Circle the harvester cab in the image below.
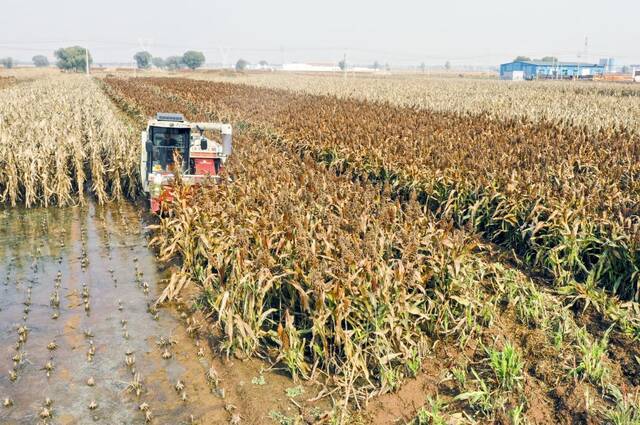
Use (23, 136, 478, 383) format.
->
(140, 112, 232, 213)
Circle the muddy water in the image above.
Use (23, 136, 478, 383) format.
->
(0, 202, 329, 425)
(0, 202, 234, 425)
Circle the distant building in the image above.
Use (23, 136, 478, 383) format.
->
(502, 70, 525, 81)
(598, 57, 615, 73)
(280, 63, 379, 73)
(499, 60, 605, 80)
(282, 63, 340, 72)
(248, 63, 275, 71)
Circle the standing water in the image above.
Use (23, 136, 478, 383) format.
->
(0, 202, 234, 424)
(0, 202, 328, 425)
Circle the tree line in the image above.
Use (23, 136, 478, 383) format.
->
(0, 47, 208, 72)
(133, 50, 205, 70)
(0, 56, 49, 69)
(1, 46, 92, 72)
(513, 56, 559, 62)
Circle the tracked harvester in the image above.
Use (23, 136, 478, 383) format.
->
(141, 113, 232, 213)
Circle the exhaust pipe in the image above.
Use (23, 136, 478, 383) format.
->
(222, 133, 232, 157)
(222, 127, 232, 158)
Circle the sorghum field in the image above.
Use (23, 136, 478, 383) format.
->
(2, 71, 640, 424)
(100, 74, 640, 424)
(0, 76, 327, 425)
(0, 76, 139, 207)
(191, 72, 640, 135)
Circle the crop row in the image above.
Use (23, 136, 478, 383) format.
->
(0, 76, 139, 207)
(195, 72, 640, 136)
(102, 76, 640, 340)
(105, 76, 640, 302)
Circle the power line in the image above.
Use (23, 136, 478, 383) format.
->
(1, 39, 638, 65)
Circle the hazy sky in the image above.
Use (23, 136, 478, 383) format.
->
(1, 0, 639, 67)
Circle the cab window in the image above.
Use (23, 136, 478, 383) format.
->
(149, 127, 189, 172)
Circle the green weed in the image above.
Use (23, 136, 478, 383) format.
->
(487, 342, 523, 390)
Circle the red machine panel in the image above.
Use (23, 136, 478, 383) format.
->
(193, 158, 216, 176)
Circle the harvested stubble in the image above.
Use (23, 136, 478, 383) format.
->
(106, 77, 640, 302)
(0, 76, 139, 207)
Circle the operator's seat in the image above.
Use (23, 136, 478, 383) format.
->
(154, 136, 178, 170)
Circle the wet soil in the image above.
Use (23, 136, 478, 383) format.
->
(0, 202, 327, 425)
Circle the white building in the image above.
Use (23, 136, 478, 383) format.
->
(282, 63, 341, 72)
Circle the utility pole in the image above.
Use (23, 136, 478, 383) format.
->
(342, 52, 347, 78)
(219, 46, 230, 69)
(584, 35, 589, 62)
(85, 43, 89, 76)
(577, 35, 588, 81)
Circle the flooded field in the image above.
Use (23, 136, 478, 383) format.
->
(0, 202, 324, 425)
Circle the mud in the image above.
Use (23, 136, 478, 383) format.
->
(0, 202, 327, 425)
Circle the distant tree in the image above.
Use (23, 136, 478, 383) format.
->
(372, 60, 381, 70)
(621, 65, 630, 74)
(385, 62, 391, 71)
(540, 56, 558, 62)
(152, 57, 165, 69)
(258, 60, 269, 67)
(134, 51, 152, 69)
(444, 60, 451, 70)
(514, 56, 531, 62)
(32, 55, 49, 67)
(54, 46, 92, 72)
(419, 62, 426, 73)
(182, 51, 205, 70)
(235, 59, 249, 71)
(338, 59, 346, 71)
(165, 56, 183, 70)
(0, 57, 14, 69)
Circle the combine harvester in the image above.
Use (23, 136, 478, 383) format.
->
(141, 113, 232, 213)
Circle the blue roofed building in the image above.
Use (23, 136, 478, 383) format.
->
(500, 60, 605, 80)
